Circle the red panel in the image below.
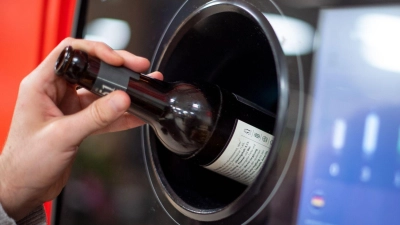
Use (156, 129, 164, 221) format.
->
(41, 0, 78, 60)
(0, 1, 44, 145)
(0, 0, 77, 223)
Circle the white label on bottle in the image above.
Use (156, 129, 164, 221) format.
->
(204, 120, 274, 185)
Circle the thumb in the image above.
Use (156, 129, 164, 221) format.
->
(62, 90, 130, 144)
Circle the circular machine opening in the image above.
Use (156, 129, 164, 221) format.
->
(145, 1, 287, 222)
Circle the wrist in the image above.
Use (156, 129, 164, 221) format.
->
(0, 154, 39, 221)
(0, 154, 19, 220)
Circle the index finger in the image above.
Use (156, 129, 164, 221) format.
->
(115, 50, 150, 73)
(71, 39, 124, 66)
(29, 38, 125, 86)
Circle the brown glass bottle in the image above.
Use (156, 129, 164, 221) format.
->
(55, 46, 275, 185)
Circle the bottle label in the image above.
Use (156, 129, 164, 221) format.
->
(204, 120, 274, 185)
(92, 62, 140, 96)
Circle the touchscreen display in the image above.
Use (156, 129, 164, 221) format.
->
(296, 5, 400, 225)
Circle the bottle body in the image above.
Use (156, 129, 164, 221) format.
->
(190, 88, 275, 184)
(126, 76, 222, 156)
(55, 46, 275, 185)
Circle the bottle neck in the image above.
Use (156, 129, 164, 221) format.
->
(79, 56, 100, 90)
(126, 75, 172, 124)
(70, 54, 172, 124)
(55, 46, 173, 128)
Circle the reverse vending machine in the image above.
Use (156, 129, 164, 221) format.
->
(54, 1, 400, 224)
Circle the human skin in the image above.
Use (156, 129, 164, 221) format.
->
(0, 38, 163, 221)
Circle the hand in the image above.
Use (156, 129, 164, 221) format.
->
(0, 38, 163, 221)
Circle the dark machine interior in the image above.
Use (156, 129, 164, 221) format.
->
(147, 8, 281, 216)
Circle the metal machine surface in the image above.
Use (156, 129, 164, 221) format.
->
(54, 0, 400, 224)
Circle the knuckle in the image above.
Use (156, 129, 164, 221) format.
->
(87, 40, 107, 51)
(19, 76, 31, 90)
(46, 121, 64, 139)
(60, 37, 74, 47)
(90, 103, 110, 127)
